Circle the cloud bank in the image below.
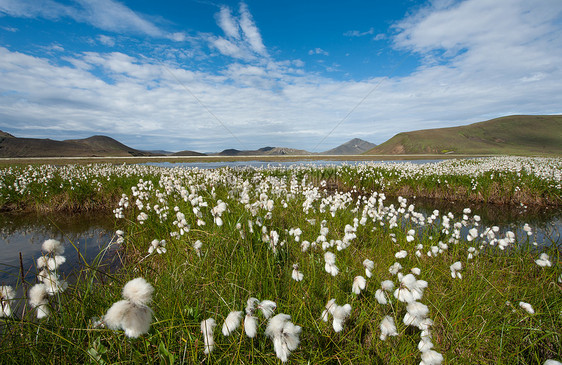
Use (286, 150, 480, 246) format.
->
(0, 0, 560, 152)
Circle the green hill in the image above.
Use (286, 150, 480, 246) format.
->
(365, 115, 562, 155)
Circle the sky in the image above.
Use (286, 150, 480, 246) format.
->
(0, 0, 561, 153)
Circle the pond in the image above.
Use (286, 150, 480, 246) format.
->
(0, 211, 118, 284)
(142, 159, 446, 169)
(0, 197, 559, 289)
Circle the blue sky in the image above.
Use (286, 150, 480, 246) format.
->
(1, 0, 561, 152)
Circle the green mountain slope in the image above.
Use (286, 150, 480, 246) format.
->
(366, 115, 562, 155)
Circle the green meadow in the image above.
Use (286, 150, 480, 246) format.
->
(0, 157, 560, 364)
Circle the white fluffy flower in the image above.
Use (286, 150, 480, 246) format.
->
(201, 318, 216, 354)
(381, 280, 394, 292)
(421, 349, 444, 364)
(363, 259, 374, 278)
(291, 264, 304, 282)
(379, 315, 398, 340)
(332, 304, 352, 332)
(450, 261, 462, 279)
(103, 278, 154, 338)
(535, 253, 552, 267)
(395, 250, 408, 259)
(375, 289, 388, 305)
(29, 284, 49, 319)
(389, 262, 402, 275)
(148, 239, 167, 254)
(0, 286, 15, 317)
(321, 298, 337, 322)
(42, 239, 64, 255)
(222, 311, 243, 336)
(265, 313, 302, 363)
(519, 301, 535, 314)
(244, 314, 258, 338)
(352, 276, 366, 295)
(258, 300, 277, 319)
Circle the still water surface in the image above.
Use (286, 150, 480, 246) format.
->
(1, 159, 560, 288)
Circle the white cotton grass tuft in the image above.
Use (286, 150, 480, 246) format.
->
(148, 239, 167, 254)
(122, 277, 154, 306)
(352, 276, 366, 295)
(450, 261, 462, 279)
(258, 300, 277, 319)
(291, 264, 304, 282)
(379, 315, 398, 340)
(29, 283, 49, 319)
(544, 360, 562, 365)
(395, 250, 408, 259)
(389, 262, 402, 275)
(363, 259, 374, 278)
(37, 255, 66, 271)
(193, 240, 203, 257)
(0, 285, 15, 317)
(244, 314, 258, 338)
(332, 304, 352, 332)
(381, 280, 395, 292)
(420, 349, 444, 365)
(103, 277, 154, 338)
(321, 298, 336, 322)
(375, 289, 388, 305)
(324, 252, 339, 276)
(535, 253, 552, 267)
(42, 239, 64, 255)
(265, 313, 302, 363)
(519, 301, 535, 314)
(201, 318, 216, 354)
(222, 311, 243, 336)
(37, 269, 68, 295)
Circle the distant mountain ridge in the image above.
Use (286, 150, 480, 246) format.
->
(215, 146, 309, 156)
(0, 133, 153, 158)
(321, 138, 377, 155)
(365, 115, 562, 155)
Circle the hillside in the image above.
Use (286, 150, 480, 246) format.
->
(322, 138, 376, 155)
(216, 146, 309, 156)
(366, 115, 562, 155)
(0, 133, 153, 158)
(171, 150, 207, 157)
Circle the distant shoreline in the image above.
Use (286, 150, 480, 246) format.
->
(0, 154, 501, 165)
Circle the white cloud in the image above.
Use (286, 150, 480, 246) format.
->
(209, 3, 268, 61)
(0, 0, 184, 40)
(0, 0, 561, 152)
(97, 34, 115, 47)
(308, 48, 329, 56)
(216, 6, 240, 40)
(344, 28, 374, 37)
(238, 3, 267, 56)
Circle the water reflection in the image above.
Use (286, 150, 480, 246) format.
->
(0, 211, 117, 283)
(142, 159, 444, 169)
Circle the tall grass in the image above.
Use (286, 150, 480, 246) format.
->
(0, 157, 560, 364)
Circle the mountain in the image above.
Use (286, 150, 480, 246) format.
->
(322, 138, 376, 155)
(365, 115, 562, 155)
(171, 150, 207, 156)
(0, 133, 153, 158)
(216, 146, 309, 156)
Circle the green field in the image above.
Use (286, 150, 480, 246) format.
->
(366, 115, 562, 155)
(0, 158, 560, 364)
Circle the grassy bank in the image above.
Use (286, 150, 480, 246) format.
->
(0, 157, 560, 364)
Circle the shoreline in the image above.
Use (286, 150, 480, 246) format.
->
(0, 153, 500, 165)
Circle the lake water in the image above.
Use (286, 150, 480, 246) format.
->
(142, 159, 445, 169)
(1, 158, 559, 291)
(0, 211, 117, 284)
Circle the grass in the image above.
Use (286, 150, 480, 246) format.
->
(367, 115, 562, 156)
(0, 158, 560, 364)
